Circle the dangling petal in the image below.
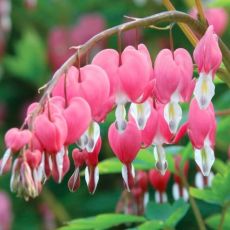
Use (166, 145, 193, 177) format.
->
(37, 153, 45, 182)
(85, 122, 100, 153)
(182, 187, 189, 201)
(55, 147, 65, 183)
(208, 171, 214, 187)
(194, 72, 215, 110)
(154, 145, 168, 175)
(172, 183, 180, 201)
(115, 104, 127, 131)
(121, 163, 135, 192)
(85, 165, 99, 194)
(164, 101, 182, 134)
(195, 172, 204, 189)
(143, 192, 149, 208)
(0, 148, 11, 175)
(129, 101, 151, 130)
(68, 168, 80, 192)
(155, 191, 161, 203)
(194, 145, 215, 176)
(162, 192, 168, 203)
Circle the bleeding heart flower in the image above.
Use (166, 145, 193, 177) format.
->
(154, 48, 194, 133)
(85, 138, 101, 194)
(141, 103, 173, 175)
(193, 25, 222, 109)
(195, 170, 214, 189)
(149, 169, 170, 203)
(34, 113, 67, 154)
(68, 148, 86, 192)
(187, 98, 216, 176)
(108, 120, 142, 191)
(0, 128, 32, 175)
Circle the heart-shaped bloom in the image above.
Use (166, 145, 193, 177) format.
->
(108, 120, 142, 191)
(34, 113, 67, 154)
(141, 103, 173, 175)
(149, 169, 170, 203)
(0, 128, 32, 175)
(154, 48, 194, 133)
(193, 25, 222, 109)
(52, 65, 110, 122)
(187, 99, 216, 176)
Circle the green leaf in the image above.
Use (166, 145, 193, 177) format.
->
(137, 220, 164, 230)
(4, 30, 48, 86)
(216, 116, 230, 152)
(58, 214, 146, 230)
(206, 212, 230, 230)
(145, 199, 189, 228)
(213, 159, 228, 175)
(190, 167, 230, 206)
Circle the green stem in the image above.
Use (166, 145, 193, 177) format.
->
(218, 202, 230, 230)
(41, 187, 70, 224)
(179, 170, 206, 230)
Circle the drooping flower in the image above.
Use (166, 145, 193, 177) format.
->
(141, 102, 173, 175)
(93, 44, 153, 131)
(187, 99, 216, 176)
(108, 120, 142, 191)
(154, 48, 194, 133)
(193, 25, 222, 109)
(149, 169, 170, 203)
(172, 155, 189, 201)
(0, 128, 32, 175)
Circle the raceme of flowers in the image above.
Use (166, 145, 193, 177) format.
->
(0, 25, 222, 200)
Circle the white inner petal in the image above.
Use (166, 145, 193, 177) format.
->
(129, 101, 151, 130)
(164, 101, 182, 134)
(155, 191, 161, 203)
(0, 148, 11, 175)
(56, 147, 65, 183)
(162, 192, 168, 203)
(194, 141, 215, 177)
(85, 122, 100, 152)
(172, 183, 180, 201)
(195, 172, 204, 189)
(93, 165, 99, 194)
(182, 187, 189, 202)
(208, 171, 214, 187)
(143, 192, 149, 207)
(115, 104, 127, 132)
(85, 166, 90, 186)
(194, 72, 215, 110)
(153, 145, 168, 175)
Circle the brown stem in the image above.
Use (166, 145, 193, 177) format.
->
(217, 201, 230, 230)
(30, 10, 230, 120)
(216, 109, 230, 117)
(195, 0, 207, 25)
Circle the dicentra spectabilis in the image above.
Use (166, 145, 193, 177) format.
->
(0, 128, 32, 175)
(193, 25, 222, 110)
(108, 120, 142, 191)
(93, 44, 153, 131)
(187, 98, 216, 176)
(154, 48, 194, 133)
(172, 155, 189, 202)
(141, 102, 173, 174)
(149, 169, 170, 203)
